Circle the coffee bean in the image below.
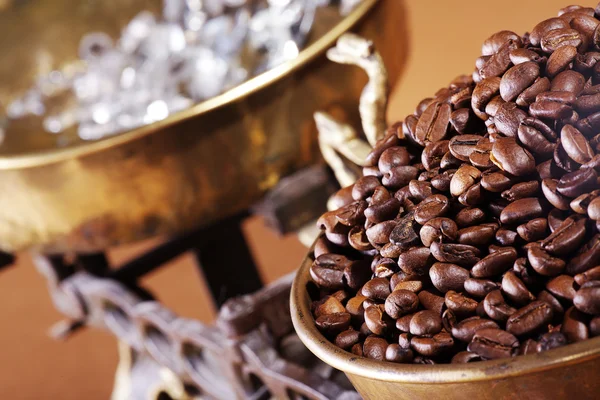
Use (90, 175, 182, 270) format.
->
(361, 278, 391, 301)
(430, 241, 481, 267)
(510, 48, 546, 65)
(315, 296, 346, 317)
(472, 247, 518, 278)
(449, 134, 482, 161)
(491, 137, 536, 176)
(541, 28, 583, 53)
(590, 197, 600, 220)
(566, 234, 600, 275)
(310, 254, 352, 290)
(385, 290, 419, 319)
(560, 307, 590, 343)
(382, 165, 420, 189)
(542, 178, 571, 210)
(500, 197, 545, 225)
(571, 191, 600, 214)
(422, 141, 449, 171)
(457, 224, 498, 246)
(411, 332, 454, 357)
(414, 194, 450, 225)
(348, 226, 373, 252)
(547, 45, 578, 77)
(465, 278, 500, 299)
(469, 137, 494, 168)
(445, 290, 478, 317)
(418, 290, 445, 315)
(316, 313, 352, 337)
(468, 328, 519, 359)
(551, 70, 586, 94)
(517, 77, 552, 106)
(575, 266, 600, 286)
(517, 218, 548, 242)
(450, 108, 482, 134)
(364, 305, 392, 336)
(398, 247, 434, 276)
(538, 290, 565, 321)
(346, 295, 367, 320)
(454, 207, 486, 227)
(420, 217, 458, 247)
(541, 216, 587, 255)
(363, 336, 388, 360)
(547, 275, 577, 303)
(561, 125, 594, 164)
(372, 258, 398, 279)
(366, 132, 401, 167)
(409, 310, 443, 336)
(431, 169, 455, 191)
(502, 271, 535, 305)
(531, 18, 571, 46)
(484, 290, 517, 322)
(393, 280, 423, 293)
(527, 243, 566, 276)
(414, 101, 452, 146)
(365, 197, 401, 224)
(590, 317, 600, 337)
(502, 181, 540, 202)
(472, 77, 502, 119)
(450, 165, 481, 197)
(506, 301, 553, 336)
(385, 344, 414, 363)
(574, 281, 600, 315)
(495, 102, 528, 137)
(429, 263, 469, 293)
(482, 30, 522, 56)
(537, 332, 568, 352)
(480, 171, 513, 193)
(500, 62, 540, 101)
(557, 168, 598, 198)
(335, 329, 363, 350)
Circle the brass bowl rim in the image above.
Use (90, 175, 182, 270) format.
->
(291, 238, 600, 383)
(0, 0, 378, 171)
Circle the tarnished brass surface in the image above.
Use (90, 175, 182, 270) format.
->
(291, 245, 600, 400)
(0, 0, 408, 253)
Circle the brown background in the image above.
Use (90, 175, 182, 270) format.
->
(0, 0, 595, 398)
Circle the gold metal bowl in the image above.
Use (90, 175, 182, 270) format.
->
(0, 0, 408, 253)
(291, 245, 600, 400)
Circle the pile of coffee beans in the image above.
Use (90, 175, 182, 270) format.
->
(309, 3, 600, 364)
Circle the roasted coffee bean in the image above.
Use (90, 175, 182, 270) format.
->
(364, 305, 392, 336)
(575, 92, 600, 114)
(491, 137, 536, 176)
(518, 125, 556, 157)
(379, 147, 411, 174)
(335, 329, 363, 350)
(452, 351, 484, 363)
(541, 216, 587, 256)
(379, 243, 402, 258)
(414, 194, 450, 225)
(541, 28, 583, 53)
(452, 317, 500, 343)
(537, 160, 554, 180)
(557, 168, 598, 198)
(450, 165, 481, 197)
(485, 95, 506, 117)
(363, 336, 388, 360)
(445, 290, 478, 317)
(455, 207, 486, 227)
(465, 278, 500, 299)
(502, 181, 540, 202)
(366, 220, 396, 245)
(315, 296, 346, 318)
(348, 226, 373, 252)
(429, 263, 469, 293)
(420, 217, 458, 247)
(315, 313, 352, 337)
(528, 244, 566, 276)
(352, 176, 381, 200)
(365, 197, 401, 224)
(310, 254, 352, 290)
(398, 247, 434, 276)
(542, 178, 571, 210)
(500, 197, 545, 225)
(441, 151, 465, 171)
(450, 108, 483, 134)
(472, 77, 502, 120)
(366, 131, 400, 167)
(361, 278, 392, 301)
(411, 332, 454, 357)
(422, 141, 449, 171)
(468, 328, 519, 359)
(458, 182, 484, 207)
(382, 165, 420, 189)
(531, 18, 571, 46)
(495, 228, 518, 245)
(575, 266, 600, 286)
(502, 271, 535, 305)
(500, 62, 540, 101)
(562, 306, 590, 342)
(372, 258, 398, 279)
(350, 343, 363, 356)
(484, 290, 517, 322)
(389, 212, 420, 249)
(385, 290, 420, 319)
(398, 332, 412, 349)
(457, 224, 498, 246)
(469, 137, 494, 168)
(547, 45, 578, 77)
(480, 171, 513, 192)
(590, 317, 600, 337)
(414, 101, 452, 146)
(537, 332, 567, 352)
(567, 234, 600, 275)
(449, 135, 481, 161)
(571, 191, 600, 214)
(385, 344, 414, 363)
(590, 197, 600, 220)
(430, 242, 481, 267)
(472, 247, 518, 278)
(574, 281, 600, 315)
(393, 280, 423, 293)
(495, 102, 528, 137)
(538, 290, 565, 321)
(551, 70, 586, 94)
(482, 30, 522, 56)
(346, 295, 367, 320)
(409, 310, 443, 336)
(517, 77, 552, 106)
(517, 218, 548, 242)
(418, 290, 445, 315)
(506, 301, 553, 336)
